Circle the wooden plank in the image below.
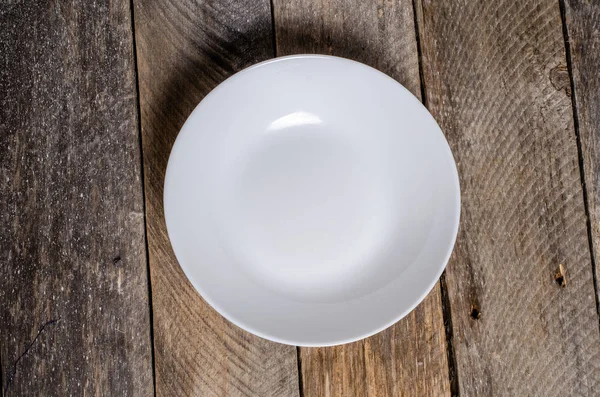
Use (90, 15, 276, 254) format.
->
(131, 1, 299, 396)
(563, 0, 600, 314)
(415, 0, 600, 395)
(0, 1, 153, 396)
(273, 1, 452, 395)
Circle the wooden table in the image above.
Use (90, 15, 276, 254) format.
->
(2, 0, 600, 395)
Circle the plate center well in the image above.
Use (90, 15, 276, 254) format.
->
(223, 122, 392, 301)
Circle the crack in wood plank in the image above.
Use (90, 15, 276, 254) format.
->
(560, 0, 600, 329)
(4, 319, 60, 396)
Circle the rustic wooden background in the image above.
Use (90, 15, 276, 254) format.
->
(2, 0, 600, 396)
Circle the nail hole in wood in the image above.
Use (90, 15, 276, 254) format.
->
(470, 304, 481, 320)
(555, 263, 566, 288)
(113, 256, 122, 266)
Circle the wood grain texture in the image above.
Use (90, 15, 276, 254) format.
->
(132, 0, 299, 396)
(0, 1, 153, 396)
(415, 0, 600, 395)
(274, 0, 421, 96)
(563, 0, 600, 315)
(273, 1, 451, 395)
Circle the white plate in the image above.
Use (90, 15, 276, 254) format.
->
(164, 55, 460, 346)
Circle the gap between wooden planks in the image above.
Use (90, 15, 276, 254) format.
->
(562, 0, 600, 320)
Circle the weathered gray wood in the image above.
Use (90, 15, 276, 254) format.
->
(0, 1, 153, 396)
(273, 1, 452, 395)
(132, 0, 300, 395)
(563, 0, 600, 316)
(415, 0, 600, 395)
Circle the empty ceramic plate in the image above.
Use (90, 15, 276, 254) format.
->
(164, 55, 460, 346)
